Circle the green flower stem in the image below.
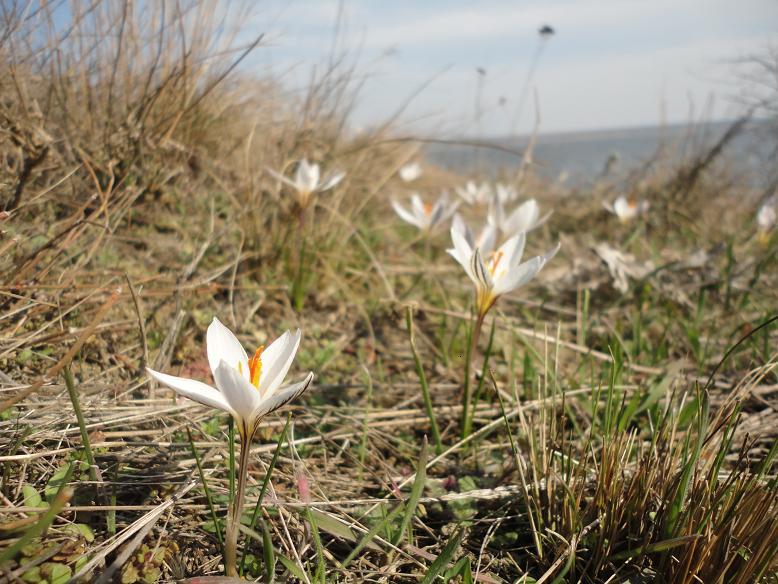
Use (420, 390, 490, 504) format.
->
(461, 312, 485, 440)
(225, 432, 252, 577)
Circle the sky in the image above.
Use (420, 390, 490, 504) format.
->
(242, 0, 778, 136)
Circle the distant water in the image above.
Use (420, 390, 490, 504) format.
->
(424, 120, 771, 185)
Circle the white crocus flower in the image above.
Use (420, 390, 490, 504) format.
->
(594, 243, 653, 294)
(448, 226, 559, 317)
(146, 317, 313, 439)
(399, 162, 422, 182)
(267, 159, 345, 208)
(392, 192, 459, 233)
(455, 181, 492, 206)
(494, 183, 519, 204)
(489, 198, 549, 236)
(147, 317, 312, 576)
(452, 213, 497, 255)
(757, 202, 776, 244)
(604, 196, 649, 222)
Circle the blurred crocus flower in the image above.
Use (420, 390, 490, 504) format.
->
(594, 243, 652, 294)
(494, 183, 519, 204)
(267, 159, 345, 208)
(448, 226, 559, 317)
(757, 202, 776, 244)
(399, 162, 422, 182)
(452, 213, 497, 255)
(392, 192, 459, 233)
(604, 196, 649, 222)
(455, 181, 492, 205)
(147, 317, 313, 439)
(489, 198, 549, 237)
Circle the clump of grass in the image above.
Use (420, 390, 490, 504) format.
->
(495, 369, 778, 582)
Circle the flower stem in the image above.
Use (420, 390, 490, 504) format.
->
(292, 206, 309, 312)
(461, 312, 485, 440)
(225, 432, 252, 577)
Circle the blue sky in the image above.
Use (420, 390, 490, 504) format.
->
(242, 0, 778, 135)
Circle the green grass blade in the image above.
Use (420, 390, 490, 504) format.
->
(342, 504, 405, 568)
(277, 552, 309, 582)
(419, 528, 465, 584)
(62, 367, 98, 485)
(186, 427, 224, 548)
(406, 306, 443, 454)
(261, 519, 276, 584)
(391, 436, 428, 547)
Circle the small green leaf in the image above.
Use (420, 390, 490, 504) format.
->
(21, 485, 44, 508)
(277, 553, 309, 581)
(63, 523, 94, 543)
(20, 565, 42, 583)
(311, 507, 384, 552)
(44, 462, 86, 501)
(42, 562, 72, 584)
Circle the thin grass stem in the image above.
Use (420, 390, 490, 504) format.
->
(406, 306, 443, 454)
(186, 427, 224, 549)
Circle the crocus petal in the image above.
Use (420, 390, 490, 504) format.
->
(442, 200, 460, 221)
(492, 242, 560, 296)
(503, 199, 540, 234)
(496, 184, 517, 203)
(410, 194, 426, 218)
(429, 202, 446, 229)
(146, 367, 233, 414)
(451, 214, 474, 247)
(758, 205, 776, 230)
(613, 197, 632, 219)
(252, 372, 314, 421)
(296, 159, 320, 192)
(399, 164, 421, 182)
(392, 200, 422, 228)
(487, 199, 504, 228)
(317, 171, 345, 192)
(498, 232, 527, 271)
(449, 228, 477, 283)
(259, 329, 302, 397)
(207, 317, 249, 381)
(492, 256, 543, 297)
(214, 360, 262, 422)
(471, 247, 493, 290)
(476, 223, 497, 254)
(455, 186, 473, 204)
(266, 167, 301, 191)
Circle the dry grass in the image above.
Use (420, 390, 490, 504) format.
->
(1, 2, 777, 582)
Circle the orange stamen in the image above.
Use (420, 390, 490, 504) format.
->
(247, 345, 264, 388)
(489, 250, 504, 274)
(423, 202, 433, 215)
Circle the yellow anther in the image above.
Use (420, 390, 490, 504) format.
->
(489, 250, 504, 274)
(248, 346, 264, 389)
